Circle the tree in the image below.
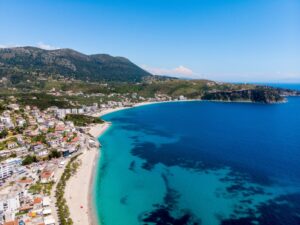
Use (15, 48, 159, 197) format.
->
(0, 130, 8, 139)
(22, 155, 38, 165)
(48, 150, 62, 159)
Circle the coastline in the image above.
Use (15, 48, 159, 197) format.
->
(65, 100, 247, 225)
(65, 98, 287, 225)
(64, 123, 110, 225)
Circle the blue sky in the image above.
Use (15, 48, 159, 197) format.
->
(0, 0, 299, 82)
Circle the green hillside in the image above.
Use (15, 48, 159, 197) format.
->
(0, 47, 151, 82)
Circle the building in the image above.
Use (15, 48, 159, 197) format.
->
(0, 192, 20, 222)
(40, 170, 55, 184)
(7, 142, 17, 150)
(0, 158, 22, 180)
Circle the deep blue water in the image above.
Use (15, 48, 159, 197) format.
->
(94, 85, 300, 225)
(258, 83, 300, 91)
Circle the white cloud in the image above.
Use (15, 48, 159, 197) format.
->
(0, 44, 20, 48)
(36, 42, 59, 50)
(0, 42, 59, 50)
(141, 65, 196, 77)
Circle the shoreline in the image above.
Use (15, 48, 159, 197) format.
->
(66, 99, 256, 225)
(64, 123, 110, 225)
(90, 98, 284, 118)
(66, 98, 290, 225)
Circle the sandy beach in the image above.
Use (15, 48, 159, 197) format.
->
(91, 101, 166, 118)
(91, 106, 128, 118)
(64, 122, 110, 225)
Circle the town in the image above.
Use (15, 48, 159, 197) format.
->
(0, 92, 186, 225)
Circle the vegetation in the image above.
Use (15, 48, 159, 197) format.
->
(48, 149, 62, 159)
(0, 47, 150, 83)
(0, 103, 6, 113)
(0, 130, 8, 139)
(22, 155, 38, 165)
(31, 133, 47, 144)
(0, 47, 298, 107)
(16, 93, 72, 110)
(29, 181, 54, 196)
(65, 114, 104, 126)
(55, 154, 81, 225)
(201, 88, 284, 103)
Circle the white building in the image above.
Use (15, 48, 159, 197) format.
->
(0, 158, 22, 180)
(16, 118, 26, 127)
(56, 109, 66, 119)
(71, 108, 78, 114)
(0, 192, 20, 221)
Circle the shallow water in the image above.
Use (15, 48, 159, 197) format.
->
(94, 95, 300, 225)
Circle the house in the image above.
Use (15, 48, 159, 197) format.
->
(16, 136, 24, 145)
(13, 147, 29, 157)
(7, 142, 18, 150)
(71, 108, 78, 114)
(0, 124, 5, 132)
(0, 158, 22, 179)
(46, 121, 55, 128)
(33, 197, 43, 209)
(47, 140, 60, 148)
(0, 150, 11, 158)
(3, 220, 19, 225)
(36, 150, 48, 157)
(78, 108, 84, 114)
(0, 117, 14, 129)
(55, 125, 65, 133)
(40, 170, 55, 184)
(7, 104, 19, 111)
(42, 197, 51, 207)
(37, 118, 45, 124)
(16, 119, 26, 127)
(0, 192, 20, 221)
(42, 207, 52, 216)
(32, 143, 46, 152)
(0, 164, 13, 179)
(44, 215, 55, 225)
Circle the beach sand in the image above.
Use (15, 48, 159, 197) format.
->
(91, 106, 128, 118)
(64, 122, 110, 225)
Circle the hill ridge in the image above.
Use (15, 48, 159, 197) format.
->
(0, 46, 151, 82)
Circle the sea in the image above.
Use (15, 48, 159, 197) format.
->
(94, 84, 300, 225)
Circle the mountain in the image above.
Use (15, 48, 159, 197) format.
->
(0, 47, 152, 82)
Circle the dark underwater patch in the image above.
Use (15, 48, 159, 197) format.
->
(221, 193, 300, 225)
(141, 206, 199, 225)
(131, 139, 272, 186)
(129, 160, 136, 172)
(141, 172, 200, 225)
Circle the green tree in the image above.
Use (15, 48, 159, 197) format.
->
(22, 155, 38, 165)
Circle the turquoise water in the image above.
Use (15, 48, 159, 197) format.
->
(94, 88, 300, 225)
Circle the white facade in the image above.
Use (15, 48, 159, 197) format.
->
(0, 193, 20, 221)
(0, 158, 22, 180)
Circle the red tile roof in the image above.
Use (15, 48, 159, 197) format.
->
(4, 221, 18, 225)
(34, 197, 42, 204)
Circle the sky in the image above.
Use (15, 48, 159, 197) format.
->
(0, 0, 299, 82)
